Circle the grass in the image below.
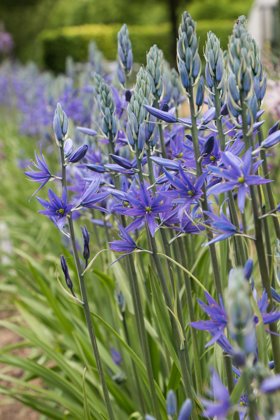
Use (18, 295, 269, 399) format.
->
(0, 108, 211, 418)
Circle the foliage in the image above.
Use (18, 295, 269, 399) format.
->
(1, 11, 280, 420)
(186, 0, 253, 20)
(0, 0, 253, 64)
(41, 20, 233, 72)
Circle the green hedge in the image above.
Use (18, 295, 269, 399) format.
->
(41, 20, 234, 73)
(186, 0, 253, 20)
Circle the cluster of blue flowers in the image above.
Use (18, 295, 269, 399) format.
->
(21, 14, 280, 420)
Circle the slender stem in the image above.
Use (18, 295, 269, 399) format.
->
(162, 230, 202, 393)
(188, 87, 202, 177)
(108, 130, 115, 159)
(122, 311, 146, 414)
(240, 96, 250, 149)
(160, 229, 176, 295)
(154, 95, 167, 158)
(241, 212, 247, 234)
(244, 368, 257, 420)
(250, 186, 280, 372)
(148, 230, 194, 399)
(228, 192, 247, 266)
(135, 146, 144, 183)
(188, 86, 223, 297)
(257, 129, 280, 239)
(214, 84, 226, 151)
(189, 85, 238, 399)
(119, 187, 159, 414)
(213, 85, 247, 266)
(239, 96, 280, 371)
(126, 253, 161, 418)
(68, 215, 115, 420)
(146, 146, 156, 189)
(257, 186, 275, 285)
(59, 147, 66, 189)
(175, 237, 203, 392)
(159, 124, 167, 158)
(223, 353, 235, 394)
(261, 151, 280, 238)
(59, 143, 115, 419)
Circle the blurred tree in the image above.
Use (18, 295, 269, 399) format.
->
(0, 0, 57, 61)
(0, 0, 252, 64)
(167, 0, 179, 62)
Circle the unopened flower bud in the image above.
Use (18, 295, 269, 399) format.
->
(166, 390, 177, 416)
(196, 75, 205, 108)
(243, 259, 253, 281)
(178, 399, 192, 420)
(53, 103, 68, 146)
(81, 226, 90, 266)
(60, 255, 75, 296)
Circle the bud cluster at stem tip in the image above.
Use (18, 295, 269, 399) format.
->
(117, 24, 133, 86)
(93, 73, 117, 140)
(177, 11, 201, 90)
(53, 102, 68, 146)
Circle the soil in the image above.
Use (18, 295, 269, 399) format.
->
(0, 310, 39, 420)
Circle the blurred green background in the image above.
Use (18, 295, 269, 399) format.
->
(1, 0, 254, 71)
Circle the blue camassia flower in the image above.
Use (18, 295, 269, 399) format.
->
(191, 292, 227, 347)
(204, 211, 238, 245)
(68, 145, 88, 163)
(256, 291, 280, 325)
(191, 289, 280, 349)
(37, 189, 72, 230)
(123, 183, 172, 237)
(178, 398, 192, 420)
(73, 177, 109, 211)
(260, 374, 280, 394)
(105, 154, 146, 176)
(109, 225, 138, 253)
(163, 167, 205, 219)
(110, 347, 122, 366)
(208, 147, 271, 212)
(202, 369, 231, 419)
(144, 104, 177, 123)
(25, 152, 53, 194)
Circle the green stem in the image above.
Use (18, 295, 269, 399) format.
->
(257, 128, 280, 237)
(68, 215, 115, 420)
(240, 96, 250, 149)
(59, 142, 115, 419)
(161, 230, 202, 393)
(146, 146, 156, 189)
(159, 124, 167, 158)
(148, 230, 194, 399)
(122, 310, 146, 414)
(126, 253, 161, 418)
(176, 238, 203, 393)
(188, 87, 202, 177)
(136, 146, 144, 183)
(213, 84, 247, 266)
(244, 368, 257, 420)
(260, 148, 280, 239)
(239, 96, 280, 371)
(223, 353, 235, 394)
(257, 186, 275, 285)
(214, 85, 226, 151)
(228, 192, 247, 266)
(188, 87, 223, 297)
(250, 186, 280, 372)
(154, 95, 167, 158)
(59, 147, 67, 189)
(189, 85, 237, 399)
